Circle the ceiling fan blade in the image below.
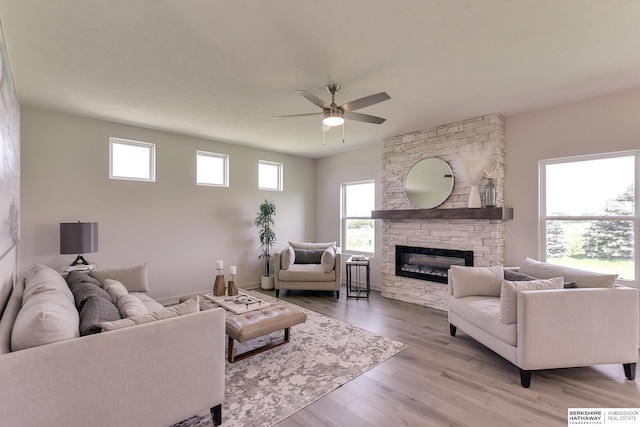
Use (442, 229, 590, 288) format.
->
(297, 90, 331, 110)
(340, 92, 390, 112)
(344, 111, 386, 124)
(273, 112, 323, 119)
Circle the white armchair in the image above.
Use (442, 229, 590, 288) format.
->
(273, 242, 342, 298)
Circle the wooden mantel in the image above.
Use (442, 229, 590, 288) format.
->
(371, 207, 513, 220)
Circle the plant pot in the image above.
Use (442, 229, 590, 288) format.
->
(261, 275, 275, 290)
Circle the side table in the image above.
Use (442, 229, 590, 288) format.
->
(346, 256, 370, 299)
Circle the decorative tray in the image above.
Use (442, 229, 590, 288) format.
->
(204, 292, 271, 314)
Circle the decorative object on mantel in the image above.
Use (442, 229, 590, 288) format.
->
(453, 148, 494, 208)
(483, 163, 503, 208)
(213, 260, 226, 296)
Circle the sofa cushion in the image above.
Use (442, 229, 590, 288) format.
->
(100, 296, 199, 332)
(115, 294, 148, 318)
(281, 246, 295, 270)
(289, 241, 336, 250)
(24, 264, 75, 306)
(294, 249, 324, 264)
(103, 279, 129, 303)
(450, 265, 504, 298)
(449, 295, 516, 346)
(499, 277, 564, 324)
(11, 288, 80, 351)
(90, 263, 149, 292)
(279, 264, 336, 282)
(77, 295, 122, 335)
(131, 292, 165, 312)
(518, 257, 617, 288)
(321, 247, 336, 273)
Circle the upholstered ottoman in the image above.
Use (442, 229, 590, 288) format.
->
(225, 304, 307, 362)
(195, 295, 307, 362)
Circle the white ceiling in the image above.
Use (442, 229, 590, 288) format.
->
(2, 1, 640, 158)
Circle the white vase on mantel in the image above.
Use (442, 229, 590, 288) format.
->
(468, 184, 482, 208)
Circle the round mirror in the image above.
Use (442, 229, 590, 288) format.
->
(404, 158, 454, 208)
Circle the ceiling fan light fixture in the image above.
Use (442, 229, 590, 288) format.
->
(323, 110, 344, 127)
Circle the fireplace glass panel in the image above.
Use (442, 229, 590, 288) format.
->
(396, 245, 473, 283)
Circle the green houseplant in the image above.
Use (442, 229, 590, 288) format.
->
(254, 198, 276, 289)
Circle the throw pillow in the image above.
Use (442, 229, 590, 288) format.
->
(449, 265, 504, 298)
(115, 294, 148, 318)
(69, 281, 113, 311)
(499, 277, 564, 324)
(65, 271, 102, 288)
(103, 279, 129, 304)
(293, 248, 325, 264)
(281, 246, 295, 270)
(289, 241, 336, 250)
(11, 289, 80, 351)
(24, 264, 75, 306)
(503, 269, 539, 282)
(101, 296, 200, 332)
(90, 263, 149, 292)
(518, 257, 617, 288)
(321, 247, 336, 273)
(78, 295, 122, 336)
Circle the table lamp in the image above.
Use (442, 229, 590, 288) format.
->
(60, 221, 99, 267)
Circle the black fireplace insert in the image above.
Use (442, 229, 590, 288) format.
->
(395, 245, 473, 283)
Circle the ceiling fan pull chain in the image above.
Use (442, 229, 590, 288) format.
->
(322, 124, 326, 146)
(342, 120, 345, 144)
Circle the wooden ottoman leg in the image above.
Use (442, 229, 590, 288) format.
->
(228, 336, 236, 363)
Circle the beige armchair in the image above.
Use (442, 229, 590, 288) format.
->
(273, 242, 342, 298)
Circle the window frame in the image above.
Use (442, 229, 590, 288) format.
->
(539, 150, 639, 287)
(341, 180, 375, 255)
(196, 150, 229, 187)
(109, 137, 156, 182)
(258, 160, 283, 191)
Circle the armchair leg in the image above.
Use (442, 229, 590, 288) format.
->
(519, 369, 532, 388)
(275, 289, 280, 298)
(336, 290, 340, 299)
(210, 404, 222, 426)
(624, 363, 636, 380)
(449, 324, 457, 337)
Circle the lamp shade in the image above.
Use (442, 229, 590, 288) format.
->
(60, 222, 99, 255)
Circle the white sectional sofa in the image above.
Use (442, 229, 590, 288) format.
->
(0, 264, 226, 426)
(448, 258, 639, 387)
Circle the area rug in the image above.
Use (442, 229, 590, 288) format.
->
(173, 296, 407, 427)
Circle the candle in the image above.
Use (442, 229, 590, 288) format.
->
(229, 266, 237, 275)
(216, 260, 223, 270)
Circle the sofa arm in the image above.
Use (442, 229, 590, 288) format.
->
(0, 308, 226, 427)
(516, 287, 639, 370)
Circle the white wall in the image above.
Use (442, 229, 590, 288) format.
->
(315, 144, 383, 290)
(504, 88, 640, 266)
(19, 107, 316, 302)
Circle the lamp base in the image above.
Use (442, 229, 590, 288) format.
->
(70, 255, 92, 266)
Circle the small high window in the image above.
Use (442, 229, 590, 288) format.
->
(259, 160, 283, 191)
(197, 151, 229, 187)
(109, 138, 155, 182)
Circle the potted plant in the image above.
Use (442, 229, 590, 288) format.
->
(254, 198, 276, 289)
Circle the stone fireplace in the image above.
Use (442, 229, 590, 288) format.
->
(378, 114, 507, 311)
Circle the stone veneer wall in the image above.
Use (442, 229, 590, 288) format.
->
(380, 114, 505, 311)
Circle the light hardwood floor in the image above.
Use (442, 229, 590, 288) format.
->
(258, 288, 640, 427)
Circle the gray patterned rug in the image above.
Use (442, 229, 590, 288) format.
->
(173, 295, 407, 427)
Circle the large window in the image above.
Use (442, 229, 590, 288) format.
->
(197, 151, 228, 187)
(109, 138, 155, 182)
(259, 160, 283, 191)
(540, 151, 638, 285)
(341, 181, 375, 254)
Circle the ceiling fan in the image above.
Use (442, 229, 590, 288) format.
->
(274, 84, 390, 127)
